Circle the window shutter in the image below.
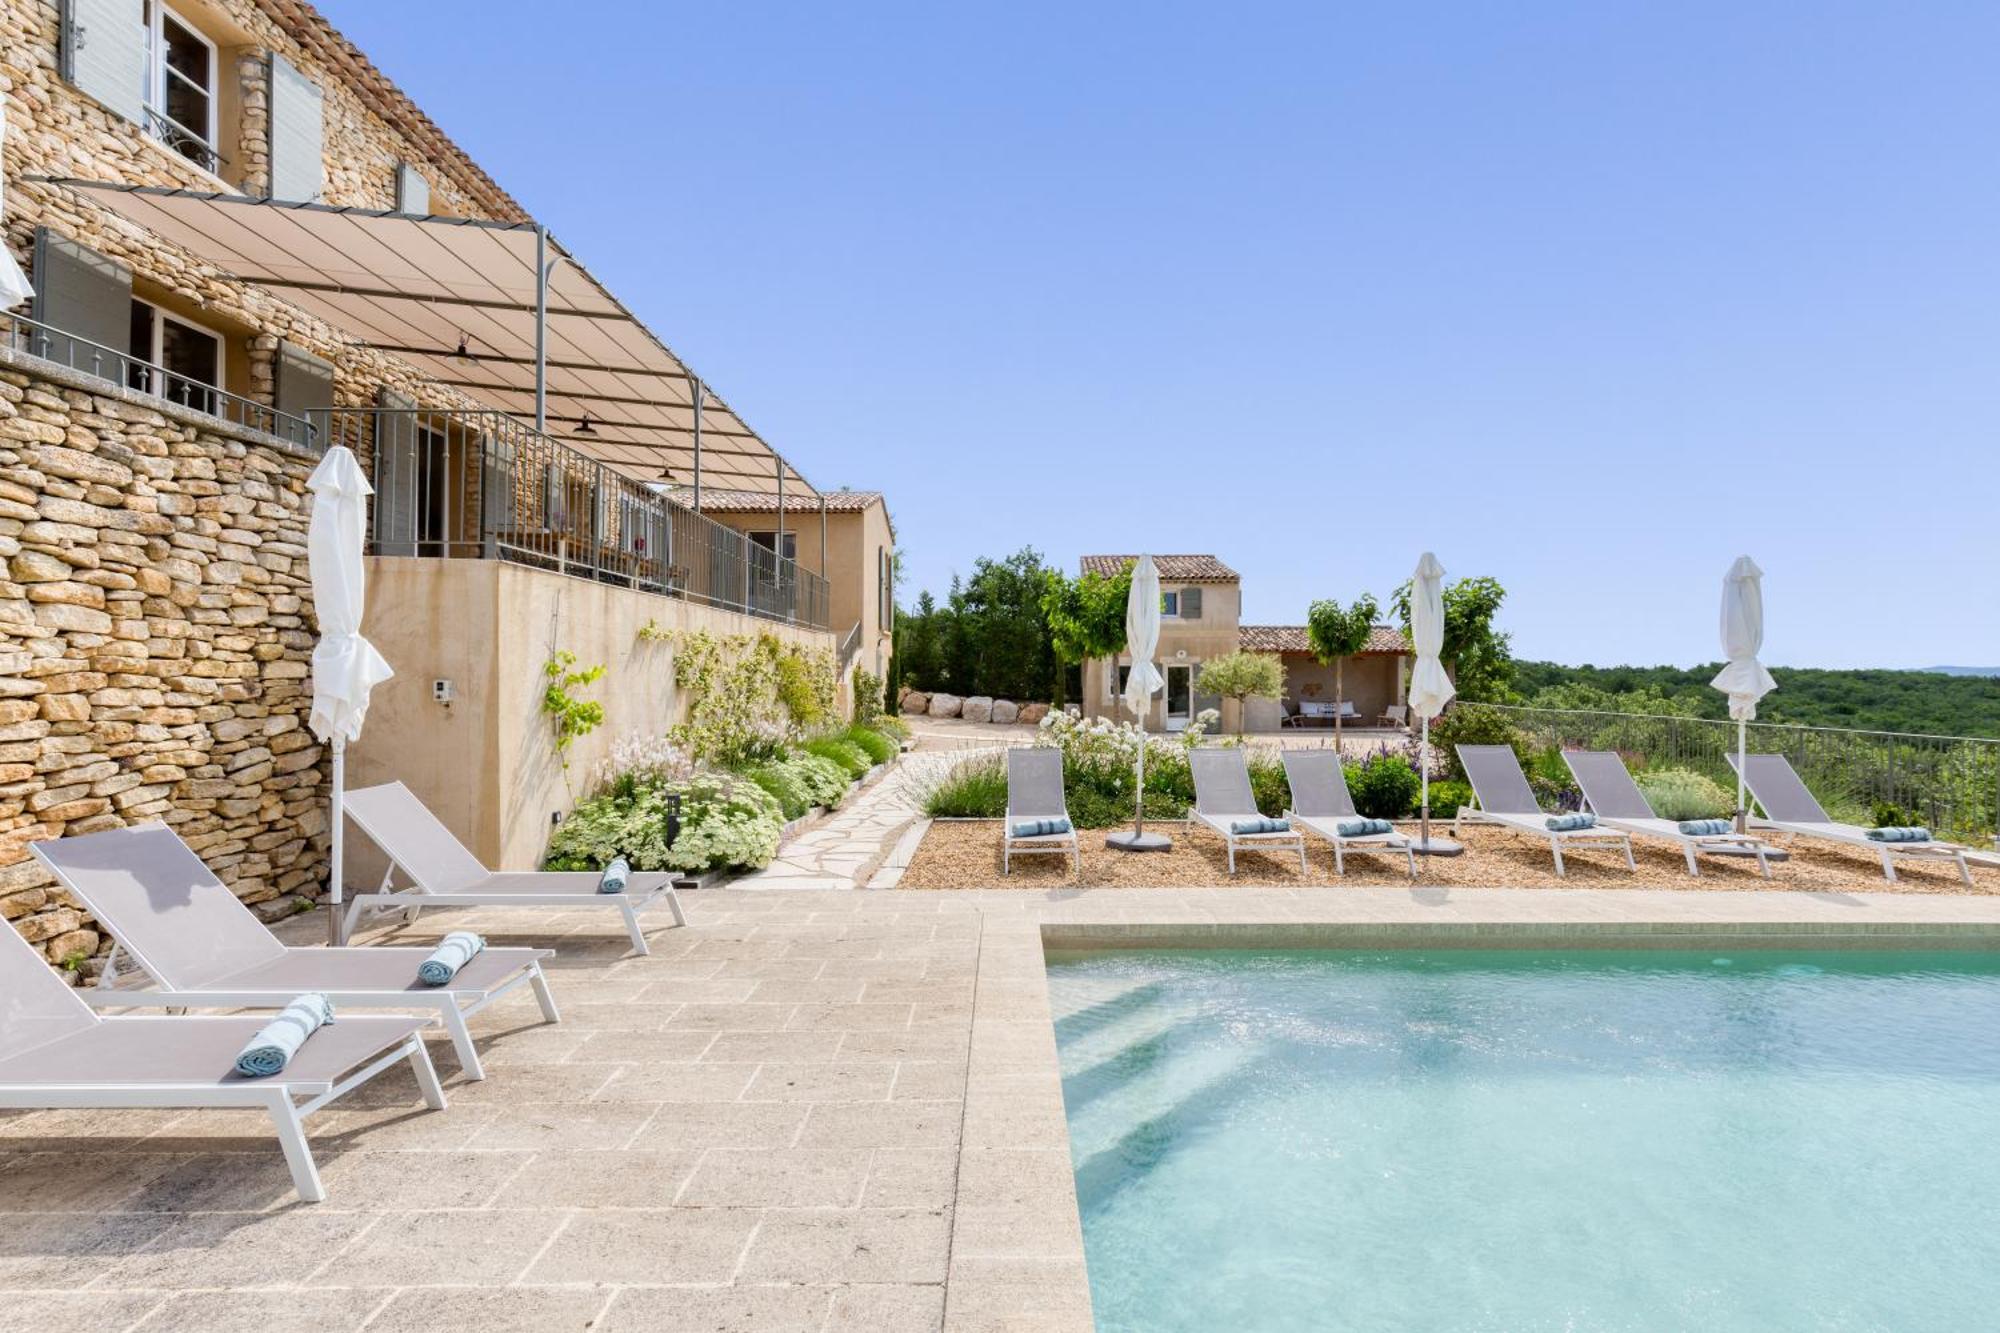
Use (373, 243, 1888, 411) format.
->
(60, 0, 146, 124)
(394, 162, 431, 214)
(479, 432, 516, 541)
(273, 342, 333, 447)
(372, 389, 418, 554)
(267, 54, 325, 202)
(30, 228, 133, 373)
(1181, 586, 1203, 620)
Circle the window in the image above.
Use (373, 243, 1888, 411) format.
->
(143, 3, 220, 172)
(749, 530, 798, 561)
(1161, 590, 1179, 618)
(126, 298, 221, 415)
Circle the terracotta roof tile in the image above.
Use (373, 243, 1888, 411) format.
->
(1240, 625, 1411, 655)
(1079, 554, 1239, 582)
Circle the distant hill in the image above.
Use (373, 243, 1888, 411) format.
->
(1923, 666, 2000, 678)
(1509, 662, 2000, 739)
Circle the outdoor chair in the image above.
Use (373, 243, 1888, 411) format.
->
(31, 825, 561, 1081)
(1562, 751, 1777, 878)
(1377, 703, 1409, 729)
(343, 781, 688, 955)
(1728, 753, 1974, 886)
(1003, 748, 1080, 877)
(1280, 750, 1416, 878)
(1189, 748, 1307, 875)
(0, 901, 445, 1203)
(1453, 744, 1636, 877)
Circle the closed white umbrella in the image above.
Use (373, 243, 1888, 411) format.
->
(1711, 555, 1776, 832)
(1, 94, 36, 310)
(308, 445, 394, 944)
(1409, 551, 1459, 855)
(1109, 556, 1169, 851)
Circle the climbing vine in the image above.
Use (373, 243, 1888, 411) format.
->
(662, 630, 839, 767)
(542, 650, 607, 776)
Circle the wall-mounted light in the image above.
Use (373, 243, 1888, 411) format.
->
(453, 334, 475, 363)
(574, 414, 597, 436)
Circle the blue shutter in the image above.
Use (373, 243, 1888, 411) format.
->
(61, 0, 146, 125)
(267, 54, 324, 202)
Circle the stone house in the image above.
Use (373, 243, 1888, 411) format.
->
(0, 0, 887, 962)
(1077, 555, 1413, 732)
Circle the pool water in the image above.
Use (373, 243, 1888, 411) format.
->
(1046, 947, 2000, 1332)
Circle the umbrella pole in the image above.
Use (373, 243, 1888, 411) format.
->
(1735, 717, 1748, 834)
(1134, 717, 1146, 840)
(1420, 714, 1431, 848)
(329, 737, 345, 946)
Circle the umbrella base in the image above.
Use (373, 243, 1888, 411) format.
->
(1106, 831, 1173, 853)
(1411, 836, 1464, 857)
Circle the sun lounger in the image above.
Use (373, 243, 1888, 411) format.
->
(1279, 750, 1415, 877)
(1453, 744, 1636, 877)
(1562, 751, 1776, 878)
(1004, 748, 1080, 877)
(1189, 748, 1307, 875)
(1728, 753, 1973, 886)
(0, 907, 444, 1203)
(31, 825, 561, 1081)
(342, 781, 687, 955)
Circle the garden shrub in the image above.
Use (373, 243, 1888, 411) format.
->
(805, 736, 871, 779)
(1429, 703, 1531, 781)
(1347, 754, 1420, 819)
(852, 667, 886, 726)
(1871, 800, 1917, 829)
(844, 724, 898, 766)
(923, 753, 1009, 818)
(1246, 752, 1290, 817)
(1635, 768, 1733, 821)
(746, 765, 810, 820)
(783, 753, 851, 809)
(872, 714, 912, 742)
(1423, 779, 1474, 819)
(544, 772, 782, 874)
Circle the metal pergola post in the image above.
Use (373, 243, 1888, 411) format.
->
(533, 224, 550, 433)
(819, 494, 827, 577)
(690, 376, 703, 511)
(775, 460, 788, 621)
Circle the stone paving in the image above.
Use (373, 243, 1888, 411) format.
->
(5, 880, 2000, 1330)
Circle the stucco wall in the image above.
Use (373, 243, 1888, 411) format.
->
(350, 557, 836, 877)
(1079, 581, 1241, 727)
(1244, 654, 1405, 732)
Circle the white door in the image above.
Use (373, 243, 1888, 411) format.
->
(1164, 664, 1193, 732)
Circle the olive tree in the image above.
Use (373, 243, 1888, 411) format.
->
(1305, 593, 1379, 748)
(1195, 651, 1286, 733)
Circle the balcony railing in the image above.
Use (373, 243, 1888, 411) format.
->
(2, 309, 317, 447)
(315, 406, 831, 632)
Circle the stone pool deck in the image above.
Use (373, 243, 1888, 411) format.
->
(5, 884, 1999, 1331)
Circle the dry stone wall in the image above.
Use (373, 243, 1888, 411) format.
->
(0, 352, 326, 974)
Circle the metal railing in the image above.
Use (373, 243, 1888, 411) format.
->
(2, 309, 316, 446)
(144, 106, 226, 176)
(318, 406, 830, 631)
(1480, 703, 2000, 844)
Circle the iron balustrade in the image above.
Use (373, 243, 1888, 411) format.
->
(317, 406, 830, 631)
(2, 309, 317, 447)
(1479, 703, 2000, 845)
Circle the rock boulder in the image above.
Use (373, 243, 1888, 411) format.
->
(961, 696, 994, 724)
(899, 690, 930, 716)
(1018, 702, 1050, 725)
(990, 699, 1019, 725)
(928, 693, 962, 718)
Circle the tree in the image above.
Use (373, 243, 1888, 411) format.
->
(1042, 563, 1131, 714)
(1391, 574, 1515, 703)
(892, 590, 949, 692)
(946, 547, 1057, 701)
(1195, 651, 1285, 732)
(1305, 593, 1379, 748)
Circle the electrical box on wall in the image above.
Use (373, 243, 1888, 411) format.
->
(432, 680, 455, 704)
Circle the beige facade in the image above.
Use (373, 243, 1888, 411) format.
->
(1080, 573, 1243, 731)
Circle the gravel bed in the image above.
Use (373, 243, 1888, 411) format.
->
(898, 819, 2000, 894)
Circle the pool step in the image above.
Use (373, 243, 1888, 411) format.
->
(1064, 1040, 1259, 1175)
(1049, 978, 1166, 1033)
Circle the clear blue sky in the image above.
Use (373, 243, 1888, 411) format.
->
(321, 1, 1999, 670)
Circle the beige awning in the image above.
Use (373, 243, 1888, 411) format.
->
(35, 178, 814, 495)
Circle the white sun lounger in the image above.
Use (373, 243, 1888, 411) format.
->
(342, 782, 687, 955)
(31, 825, 560, 1081)
(1728, 753, 1974, 886)
(1453, 744, 1636, 878)
(1189, 748, 1307, 875)
(1279, 749, 1415, 878)
(1563, 750, 1775, 879)
(0, 907, 444, 1203)
(1004, 748, 1080, 877)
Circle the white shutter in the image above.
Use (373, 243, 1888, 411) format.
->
(394, 162, 430, 214)
(267, 54, 324, 202)
(61, 0, 146, 125)
(372, 389, 418, 553)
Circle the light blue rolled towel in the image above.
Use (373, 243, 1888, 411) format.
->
(1866, 826, 1931, 843)
(599, 856, 631, 894)
(1336, 818, 1393, 837)
(417, 931, 485, 986)
(1231, 816, 1291, 835)
(233, 993, 334, 1078)
(1678, 819, 1733, 836)
(1011, 817, 1073, 838)
(1546, 812, 1597, 832)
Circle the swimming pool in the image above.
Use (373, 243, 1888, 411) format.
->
(1046, 946, 2000, 1331)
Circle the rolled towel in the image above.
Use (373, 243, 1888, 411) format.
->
(1230, 816, 1292, 835)
(1011, 817, 1073, 838)
(417, 931, 485, 986)
(1866, 826, 1932, 843)
(1335, 818, 1394, 837)
(1545, 812, 1597, 832)
(233, 993, 334, 1078)
(598, 856, 631, 894)
(1678, 819, 1733, 837)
